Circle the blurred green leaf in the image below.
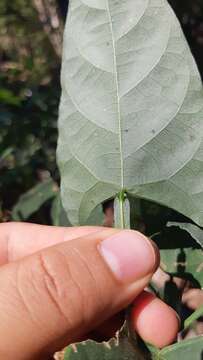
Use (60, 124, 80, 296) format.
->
(160, 247, 203, 287)
(0, 89, 21, 106)
(12, 178, 58, 221)
(0, 147, 13, 162)
(158, 336, 203, 359)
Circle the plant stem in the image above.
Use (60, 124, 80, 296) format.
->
(114, 191, 130, 229)
(114, 192, 150, 359)
(119, 192, 125, 229)
(184, 304, 203, 330)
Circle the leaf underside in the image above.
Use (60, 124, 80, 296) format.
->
(57, 0, 203, 225)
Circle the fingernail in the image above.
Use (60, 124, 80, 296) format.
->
(99, 230, 157, 283)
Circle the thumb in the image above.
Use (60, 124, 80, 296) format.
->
(0, 228, 158, 359)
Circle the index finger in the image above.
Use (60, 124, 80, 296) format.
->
(0, 222, 101, 265)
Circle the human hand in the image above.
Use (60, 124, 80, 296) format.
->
(0, 223, 179, 359)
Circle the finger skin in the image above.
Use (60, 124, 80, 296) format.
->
(0, 223, 153, 348)
(182, 288, 203, 310)
(131, 291, 179, 349)
(0, 223, 119, 345)
(0, 222, 102, 265)
(0, 228, 158, 359)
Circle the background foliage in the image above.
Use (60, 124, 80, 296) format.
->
(0, 0, 66, 223)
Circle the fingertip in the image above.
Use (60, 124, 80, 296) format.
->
(99, 230, 159, 284)
(131, 291, 179, 349)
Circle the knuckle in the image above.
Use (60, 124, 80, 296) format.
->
(16, 246, 105, 332)
(38, 247, 103, 328)
(37, 248, 102, 328)
(16, 252, 73, 326)
(37, 251, 74, 323)
(70, 247, 105, 323)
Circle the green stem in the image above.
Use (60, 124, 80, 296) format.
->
(184, 304, 203, 330)
(114, 192, 149, 359)
(114, 190, 130, 229)
(118, 191, 126, 229)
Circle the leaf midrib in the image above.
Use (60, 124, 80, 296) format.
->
(106, 1, 124, 191)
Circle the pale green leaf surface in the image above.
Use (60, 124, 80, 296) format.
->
(12, 179, 58, 220)
(51, 194, 71, 226)
(167, 222, 203, 248)
(160, 248, 203, 287)
(85, 204, 104, 225)
(159, 336, 203, 360)
(58, 0, 203, 225)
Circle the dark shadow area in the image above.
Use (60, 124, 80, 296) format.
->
(153, 227, 201, 250)
(169, 0, 203, 78)
(57, 0, 69, 19)
(164, 275, 182, 314)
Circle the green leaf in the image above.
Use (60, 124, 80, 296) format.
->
(160, 247, 203, 287)
(0, 88, 21, 106)
(0, 147, 13, 162)
(12, 179, 58, 221)
(64, 331, 146, 360)
(58, 0, 203, 225)
(51, 194, 71, 226)
(167, 222, 203, 249)
(158, 336, 203, 360)
(64, 334, 203, 360)
(85, 204, 104, 225)
(64, 346, 72, 359)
